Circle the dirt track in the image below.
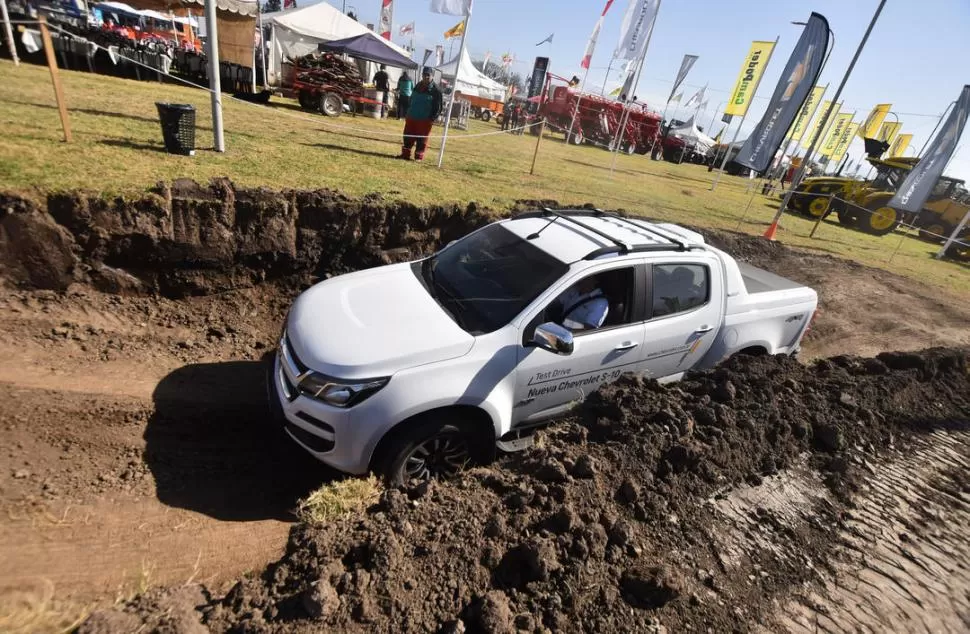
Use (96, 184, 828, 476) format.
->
(1, 181, 969, 631)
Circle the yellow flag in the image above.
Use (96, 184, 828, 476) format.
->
(832, 122, 860, 162)
(789, 85, 826, 142)
(858, 103, 891, 139)
(609, 86, 622, 97)
(802, 100, 839, 149)
(444, 20, 465, 39)
(889, 133, 913, 158)
(820, 113, 853, 157)
(878, 121, 902, 144)
(724, 40, 776, 116)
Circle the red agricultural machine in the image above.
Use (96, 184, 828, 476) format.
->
(534, 74, 662, 155)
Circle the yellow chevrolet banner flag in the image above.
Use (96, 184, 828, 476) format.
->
(820, 113, 853, 157)
(890, 133, 913, 158)
(789, 85, 826, 141)
(724, 40, 776, 116)
(878, 121, 902, 143)
(858, 103, 891, 138)
(444, 20, 465, 39)
(802, 100, 838, 149)
(832, 122, 860, 162)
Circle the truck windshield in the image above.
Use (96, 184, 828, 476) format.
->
(420, 224, 567, 334)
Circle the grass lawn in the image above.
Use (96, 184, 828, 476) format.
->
(1, 59, 967, 295)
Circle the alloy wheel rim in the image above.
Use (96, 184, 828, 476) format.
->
(809, 198, 829, 217)
(871, 206, 897, 230)
(403, 434, 470, 481)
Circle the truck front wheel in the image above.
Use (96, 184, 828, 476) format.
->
(379, 415, 488, 486)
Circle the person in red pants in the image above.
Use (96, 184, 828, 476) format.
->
(399, 69, 443, 161)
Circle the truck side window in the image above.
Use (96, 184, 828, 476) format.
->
(652, 264, 709, 318)
(537, 267, 636, 334)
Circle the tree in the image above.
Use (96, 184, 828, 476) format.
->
(263, 0, 281, 12)
(472, 60, 526, 95)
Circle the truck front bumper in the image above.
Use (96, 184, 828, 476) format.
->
(269, 338, 376, 475)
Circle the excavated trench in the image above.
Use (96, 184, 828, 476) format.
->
(1, 180, 969, 632)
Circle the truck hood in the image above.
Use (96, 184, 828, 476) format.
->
(285, 262, 474, 379)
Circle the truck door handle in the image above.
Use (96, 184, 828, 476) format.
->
(694, 325, 714, 333)
(614, 341, 639, 351)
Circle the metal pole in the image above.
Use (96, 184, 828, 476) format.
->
(608, 51, 647, 175)
(937, 210, 970, 259)
(917, 100, 955, 158)
(648, 99, 671, 157)
(566, 64, 592, 143)
(258, 0, 268, 90)
(769, 0, 886, 235)
(707, 101, 724, 137)
(711, 35, 779, 191)
(609, 2, 661, 176)
(600, 56, 615, 95)
(437, 8, 472, 168)
(710, 110, 747, 189)
(530, 117, 546, 175)
(1, 0, 19, 66)
(205, 0, 225, 152)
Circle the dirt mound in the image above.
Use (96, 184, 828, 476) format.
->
(1, 180, 493, 299)
(80, 348, 970, 633)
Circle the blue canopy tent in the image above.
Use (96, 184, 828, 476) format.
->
(318, 32, 417, 70)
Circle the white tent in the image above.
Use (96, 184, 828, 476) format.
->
(434, 47, 507, 102)
(264, 3, 412, 88)
(667, 115, 716, 153)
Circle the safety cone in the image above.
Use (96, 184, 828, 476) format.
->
(762, 221, 779, 240)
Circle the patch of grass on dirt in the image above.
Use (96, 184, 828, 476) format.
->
(0, 59, 967, 296)
(296, 476, 381, 526)
(0, 584, 89, 634)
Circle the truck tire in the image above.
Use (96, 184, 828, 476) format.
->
(625, 142, 637, 155)
(321, 92, 343, 117)
(299, 90, 321, 112)
(837, 203, 863, 228)
(860, 202, 901, 236)
(918, 220, 952, 243)
(569, 129, 584, 145)
(378, 415, 487, 486)
(481, 109, 492, 123)
(805, 195, 832, 219)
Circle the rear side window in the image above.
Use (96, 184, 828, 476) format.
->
(652, 264, 709, 317)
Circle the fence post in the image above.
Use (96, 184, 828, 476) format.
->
(38, 16, 71, 143)
(530, 117, 546, 176)
(808, 194, 834, 239)
(1, 0, 18, 66)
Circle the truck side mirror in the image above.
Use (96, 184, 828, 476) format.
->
(532, 322, 573, 355)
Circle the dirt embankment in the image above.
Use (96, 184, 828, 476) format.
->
(3, 179, 968, 359)
(77, 349, 970, 633)
(0, 180, 494, 299)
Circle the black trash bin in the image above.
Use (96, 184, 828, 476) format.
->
(155, 102, 196, 156)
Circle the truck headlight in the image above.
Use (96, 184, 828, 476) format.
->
(298, 372, 389, 408)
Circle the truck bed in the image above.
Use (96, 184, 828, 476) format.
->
(737, 262, 803, 294)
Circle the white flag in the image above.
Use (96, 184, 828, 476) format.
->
(615, 0, 660, 62)
(430, 0, 472, 15)
(684, 84, 706, 108)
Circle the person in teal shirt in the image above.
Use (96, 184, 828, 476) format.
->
(396, 72, 414, 120)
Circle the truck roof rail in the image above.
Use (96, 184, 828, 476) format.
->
(513, 208, 694, 258)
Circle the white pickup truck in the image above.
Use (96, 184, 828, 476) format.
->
(270, 210, 818, 484)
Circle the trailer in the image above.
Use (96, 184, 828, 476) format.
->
(459, 93, 504, 122)
(535, 74, 662, 155)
